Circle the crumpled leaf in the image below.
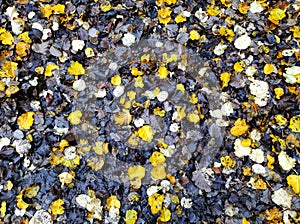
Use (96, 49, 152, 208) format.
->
(68, 61, 85, 75)
(106, 195, 121, 210)
(17, 112, 35, 130)
(114, 109, 132, 125)
(128, 165, 146, 180)
(158, 206, 171, 222)
(0, 29, 14, 45)
(269, 8, 286, 21)
(23, 184, 40, 198)
(149, 151, 165, 166)
(138, 125, 153, 142)
(289, 115, 300, 132)
(0, 61, 18, 78)
(125, 210, 138, 224)
(230, 118, 249, 136)
(148, 193, 164, 214)
(286, 174, 300, 194)
(68, 110, 82, 125)
(158, 66, 168, 79)
(44, 63, 59, 77)
(51, 199, 64, 215)
(271, 188, 291, 208)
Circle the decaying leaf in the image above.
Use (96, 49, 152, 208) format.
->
(51, 199, 65, 215)
(138, 125, 153, 142)
(286, 174, 300, 194)
(114, 109, 132, 125)
(17, 112, 35, 130)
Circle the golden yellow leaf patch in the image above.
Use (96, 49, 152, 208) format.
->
(45, 63, 59, 77)
(131, 67, 144, 76)
(138, 125, 153, 142)
(207, 4, 221, 16)
(286, 174, 300, 194)
(40, 4, 65, 18)
(114, 109, 132, 125)
(150, 151, 165, 166)
(0, 61, 18, 78)
(234, 61, 246, 72)
(148, 193, 164, 214)
(0, 29, 14, 45)
(16, 42, 30, 57)
(128, 165, 146, 189)
(100, 1, 111, 12)
(269, 8, 286, 21)
(68, 110, 82, 125)
(106, 195, 121, 210)
(111, 74, 122, 86)
(158, 7, 172, 25)
(68, 61, 85, 75)
(189, 30, 200, 41)
(175, 14, 186, 23)
(23, 184, 40, 198)
(264, 64, 275, 75)
(0, 201, 6, 218)
(58, 172, 74, 187)
(238, 2, 249, 14)
(230, 118, 249, 136)
(274, 87, 284, 99)
(125, 210, 138, 224)
(220, 72, 231, 88)
(158, 66, 168, 79)
(51, 199, 65, 215)
(17, 112, 35, 130)
(158, 206, 171, 222)
(274, 114, 287, 126)
(220, 156, 235, 168)
(289, 115, 300, 132)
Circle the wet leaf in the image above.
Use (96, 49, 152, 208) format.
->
(23, 184, 40, 198)
(17, 112, 35, 130)
(114, 109, 132, 125)
(68, 110, 82, 125)
(106, 195, 120, 210)
(148, 193, 164, 214)
(125, 210, 138, 224)
(289, 115, 300, 132)
(286, 175, 300, 194)
(230, 118, 249, 136)
(138, 125, 153, 142)
(68, 61, 85, 75)
(51, 199, 64, 215)
(158, 206, 171, 222)
(44, 63, 59, 77)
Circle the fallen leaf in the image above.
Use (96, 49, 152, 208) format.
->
(106, 195, 120, 210)
(286, 174, 300, 194)
(138, 125, 153, 142)
(51, 199, 64, 215)
(68, 61, 85, 75)
(230, 118, 249, 136)
(114, 109, 132, 125)
(68, 110, 82, 125)
(17, 112, 35, 130)
(125, 210, 138, 224)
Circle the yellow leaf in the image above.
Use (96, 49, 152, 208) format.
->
(39, 4, 53, 18)
(52, 4, 65, 14)
(238, 2, 249, 14)
(52, 199, 64, 215)
(23, 184, 40, 198)
(68, 61, 85, 75)
(154, 107, 166, 117)
(220, 0, 232, 8)
(127, 133, 139, 147)
(274, 114, 287, 126)
(134, 76, 144, 88)
(269, 8, 286, 21)
(85, 47, 95, 58)
(0, 30, 14, 45)
(6, 180, 13, 191)
(253, 177, 267, 190)
(106, 195, 121, 210)
(111, 74, 122, 86)
(17, 112, 35, 130)
(114, 109, 132, 125)
(242, 218, 250, 224)
(138, 125, 153, 142)
(158, 7, 172, 25)
(158, 66, 168, 79)
(189, 30, 200, 41)
(176, 83, 185, 94)
(128, 165, 146, 180)
(290, 26, 300, 39)
(68, 110, 82, 125)
(93, 142, 109, 155)
(0, 201, 6, 218)
(286, 174, 300, 194)
(187, 110, 200, 123)
(18, 32, 31, 43)
(16, 193, 29, 210)
(274, 87, 284, 99)
(151, 163, 166, 180)
(0, 81, 5, 91)
(207, 4, 221, 16)
(189, 93, 198, 104)
(264, 64, 275, 75)
(127, 90, 136, 101)
(230, 118, 249, 136)
(175, 14, 186, 23)
(59, 139, 69, 149)
(233, 61, 245, 72)
(289, 115, 300, 132)
(61, 154, 80, 168)
(150, 151, 165, 166)
(87, 156, 104, 171)
(175, 106, 186, 119)
(100, 1, 111, 12)
(45, 63, 59, 77)
(220, 156, 235, 168)
(0, 61, 18, 78)
(267, 154, 275, 169)
(220, 72, 231, 88)
(158, 206, 171, 222)
(125, 210, 138, 224)
(148, 193, 164, 214)
(131, 67, 144, 76)
(5, 85, 19, 97)
(16, 42, 29, 57)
